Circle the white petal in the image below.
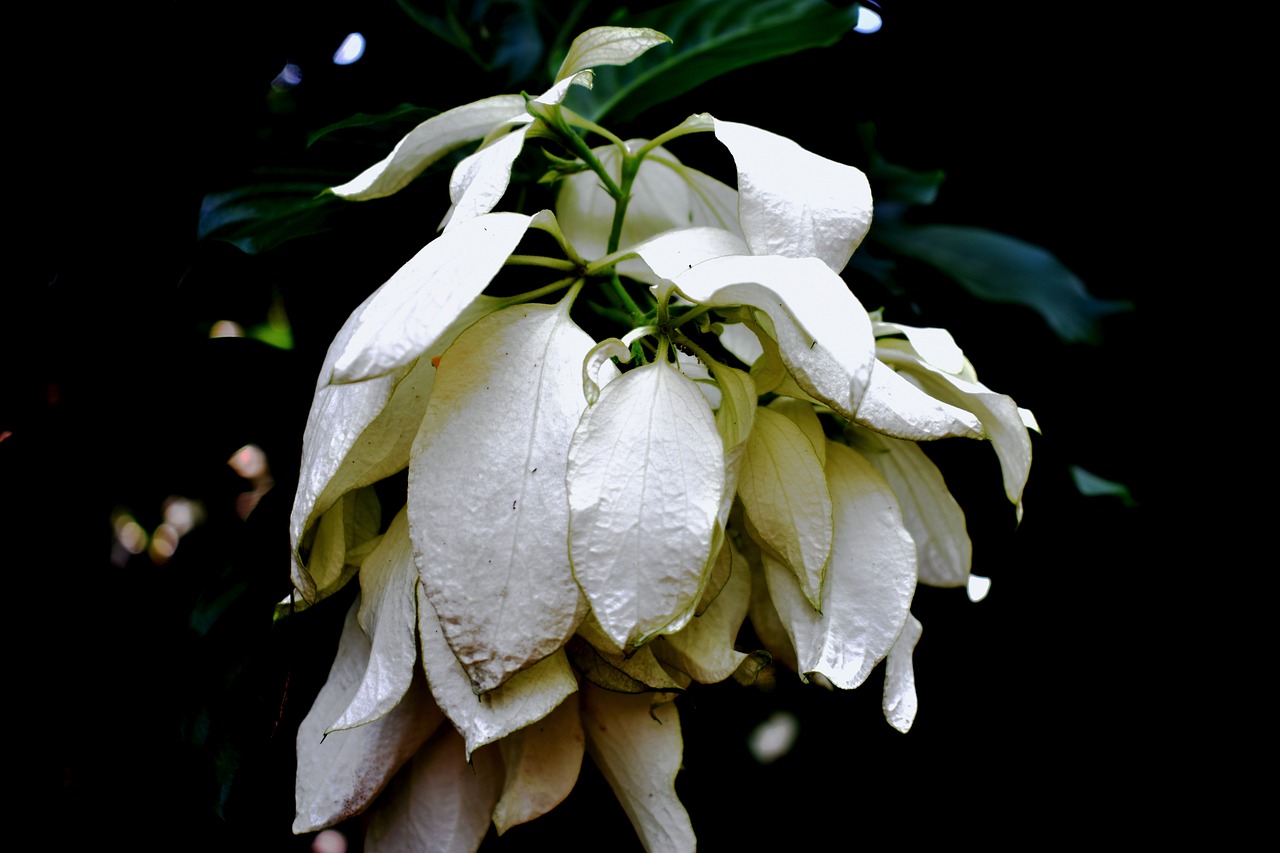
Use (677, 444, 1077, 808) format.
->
(329, 509, 420, 731)
(330, 212, 532, 383)
(294, 487, 380, 606)
(855, 358, 984, 440)
(493, 697, 585, 834)
(666, 254, 875, 419)
(713, 118, 873, 273)
(843, 426, 972, 588)
(764, 441, 916, 689)
(882, 613, 923, 733)
(768, 395, 826, 467)
(330, 95, 528, 200)
(293, 596, 443, 833)
(409, 302, 594, 692)
(630, 225, 749, 281)
(442, 124, 532, 232)
(653, 541, 750, 683)
(738, 406, 833, 609)
(417, 585, 578, 760)
(567, 361, 725, 649)
(872, 320, 966, 374)
(555, 27, 671, 81)
(290, 296, 501, 595)
(364, 729, 503, 853)
(580, 685, 695, 853)
(717, 320, 764, 367)
(881, 341, 1032, 519)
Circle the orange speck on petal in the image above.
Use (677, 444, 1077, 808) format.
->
(431, 355, 442, 368)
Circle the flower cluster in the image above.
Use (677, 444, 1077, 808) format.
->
(286, 27, 1035, 852)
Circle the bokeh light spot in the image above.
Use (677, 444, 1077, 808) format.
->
(853, 4, 882, 33)
(748, 711, 799, 764)
(333, 33, 366, 65)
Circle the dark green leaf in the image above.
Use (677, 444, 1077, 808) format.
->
(1069, 465, 1137, 507)
(873, 224, 1133, 344)
(397, 0, 547, 83)
(858, 123, 947, 208)
(568, 0, 860, 122)
(306, 104, 439, 149)
(198, 183, 339, 254)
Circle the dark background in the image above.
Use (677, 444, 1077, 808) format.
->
(16, 1, 1155, 848)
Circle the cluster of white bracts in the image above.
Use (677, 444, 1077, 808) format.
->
(286, 26, 1034, 853)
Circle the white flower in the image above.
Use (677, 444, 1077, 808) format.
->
(286, 24, 1037, 851)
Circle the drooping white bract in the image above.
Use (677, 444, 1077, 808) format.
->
(566, 358, 725, 650)
(409, 298, 597, 694)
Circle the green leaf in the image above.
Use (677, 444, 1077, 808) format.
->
(1070, 465, 1137, 507)
(874, 224, 1133, 344)
(858, 122, 947, 208)
(568, 0, 860, 122)
(306, 104, 440, 149)
(197, 182, 339, 254)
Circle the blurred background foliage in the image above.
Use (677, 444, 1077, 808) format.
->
(17, 1, 1151, 849)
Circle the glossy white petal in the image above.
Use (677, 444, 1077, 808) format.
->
(653, 540, 750, 683)
(580, 685, 695, 853)
(856, 358, 985, 440)
(410, 302, 594, 692)
(880, 340, 1032, 519)
(713, 118, 873, 273)
(843, 426, 972, 588)
(629, 225, 749, 283)
(493, 696, 584, 834)
(290, 296, 500, 593)
(330, 212, 532, 382)
(873, 320, 966, 374)
(330, 95, 528, 200)
(293, 597, 443, 833)
(567, 360, 724, 649)
(882, 613, 923, 733)
(555, 27, 671, 81)
(442, 124, 533, 233)
(330, 509, 420, 731)
(661, 253, 875, 419)
(764, 441, 916, 689)
(738, 406, 832, 609)
(364, 729, 502, 853)
(418, 585, 577, 759)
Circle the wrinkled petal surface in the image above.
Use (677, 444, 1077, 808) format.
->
(568, 361, 724, 649)
(713, 117, 872, 273)
(410, 302, 593, 692)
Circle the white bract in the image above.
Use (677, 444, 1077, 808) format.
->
(286, 24, 1036, 853)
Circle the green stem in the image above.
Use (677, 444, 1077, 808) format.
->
(505, 255, 579, 272)
(497, 275, 580, 308)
